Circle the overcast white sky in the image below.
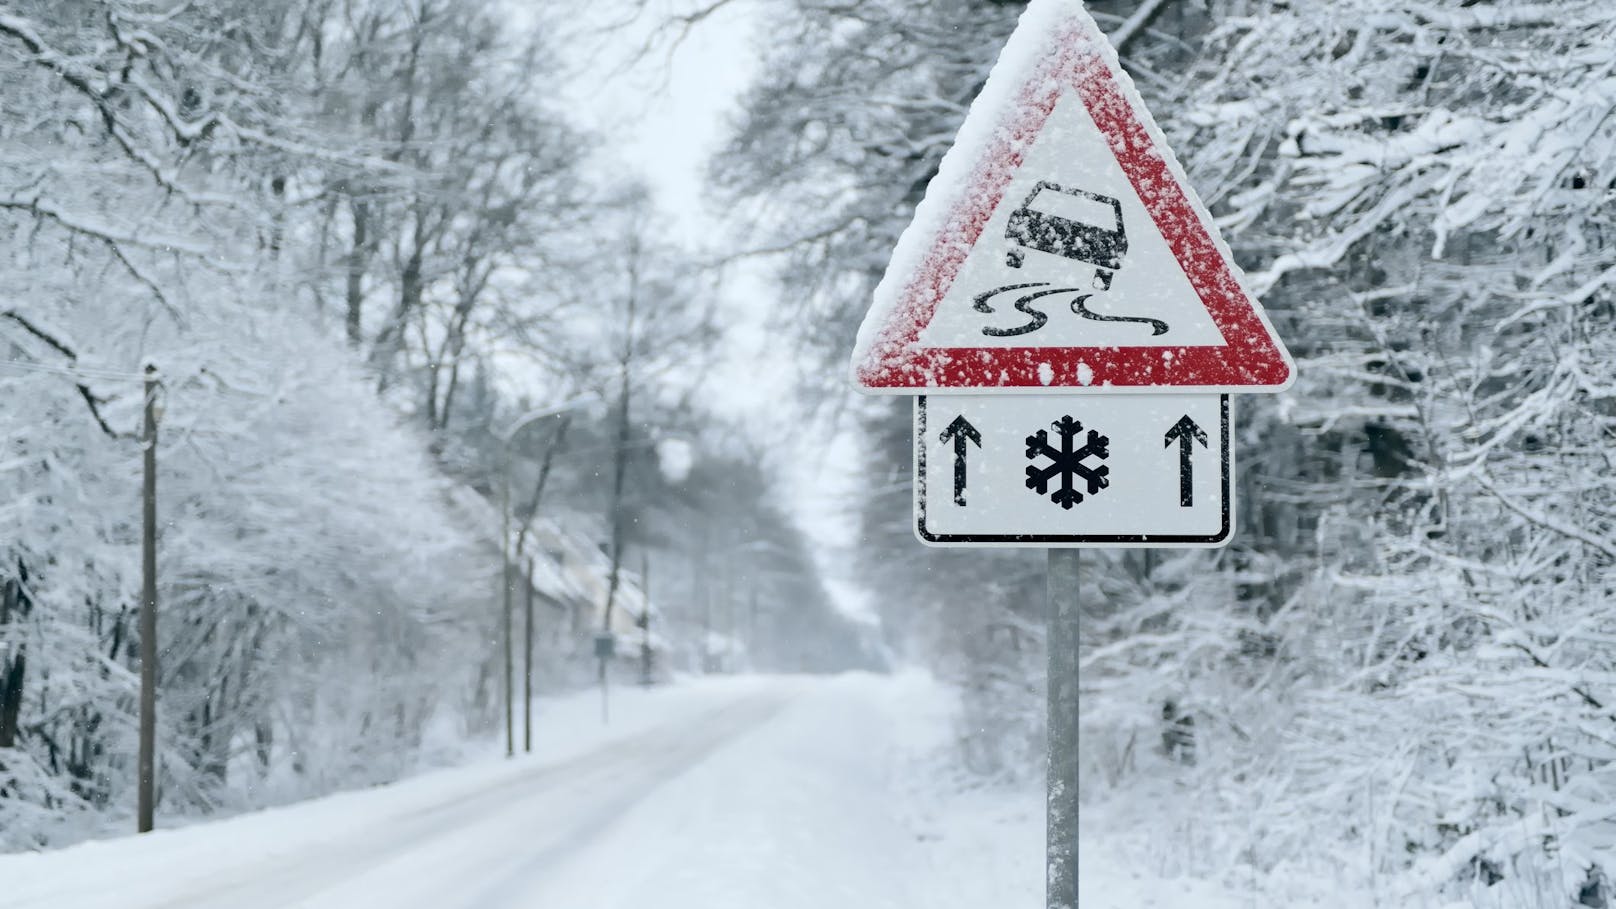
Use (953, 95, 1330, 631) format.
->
(547, 0, 876, 623)
(547, 0, 777, 415)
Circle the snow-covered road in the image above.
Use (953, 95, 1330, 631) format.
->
(3, 675, 950, 909)
(4, 673, 1266, 908)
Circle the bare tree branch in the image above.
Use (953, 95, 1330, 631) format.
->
(0, 310, 124, 438)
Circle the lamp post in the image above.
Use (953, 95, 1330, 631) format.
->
(523, 556, 535, 754)
(495, 395, 593, 758)
(500, 469, 512, 758)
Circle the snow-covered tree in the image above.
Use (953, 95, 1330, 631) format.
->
(0, 0, 516, 847)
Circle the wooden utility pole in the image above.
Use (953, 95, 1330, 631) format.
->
(523, 557, 534, 754)
(137, 365, 159, 834)
(723, 549, 736, 673)
(639, 551, 652, 687)
(501, 472, 513, 759)
(598, 366, 632, 719)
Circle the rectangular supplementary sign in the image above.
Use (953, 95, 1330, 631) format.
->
(914, 394, 1232, 547)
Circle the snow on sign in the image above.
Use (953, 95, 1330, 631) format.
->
(849, 0, 1293, 394)
(915, 394, 1230, 547)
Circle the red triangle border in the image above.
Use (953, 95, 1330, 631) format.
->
(855, 21, 1291, 391)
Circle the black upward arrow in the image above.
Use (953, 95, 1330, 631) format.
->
(940, 415, 982, 506)
(1164, 415, 1208, 507)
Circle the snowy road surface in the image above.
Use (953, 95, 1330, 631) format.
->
(4, 676, 932, 909)
(4, 673, 1260, 908)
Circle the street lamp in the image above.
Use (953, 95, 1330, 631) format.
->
(495, 394, 595, 758)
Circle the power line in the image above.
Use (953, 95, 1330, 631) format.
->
(0, 357, 146, 382)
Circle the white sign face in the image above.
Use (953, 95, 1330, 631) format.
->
(914, 394, 1231, 548)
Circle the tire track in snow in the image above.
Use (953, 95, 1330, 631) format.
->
(141, 690, 794, 909)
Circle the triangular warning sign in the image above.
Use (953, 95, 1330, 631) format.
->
(850, 0, 1293, 394)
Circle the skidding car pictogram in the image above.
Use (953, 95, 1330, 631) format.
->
(1004, 182, 1127, 291)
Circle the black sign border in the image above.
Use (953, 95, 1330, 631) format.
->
(915, 394, 1232, 547)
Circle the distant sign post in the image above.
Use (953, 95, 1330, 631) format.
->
(846, 2, 1294, 907)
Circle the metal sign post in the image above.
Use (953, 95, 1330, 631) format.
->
(1046, 548, 1080, 909)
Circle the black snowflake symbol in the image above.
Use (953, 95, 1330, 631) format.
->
(1026, 416, 1110, 509)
